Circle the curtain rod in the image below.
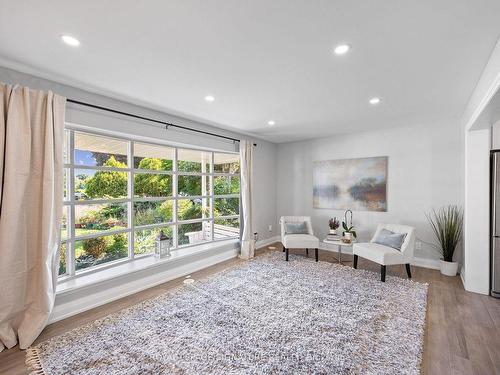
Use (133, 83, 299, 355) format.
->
(67, 99, 257, 146)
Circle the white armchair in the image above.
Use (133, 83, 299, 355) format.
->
(353, 223, 415, 282)
(280, 216, 320, 262)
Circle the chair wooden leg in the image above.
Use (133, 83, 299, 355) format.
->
(353, 254, 358, 269)
(285, 248, 289, 261)
(282, 244, 285, 252)
(405, 263, 412, 279)
(306, 248, 309, 256)
(381, 265, 386, 282)
(315, 248, 319, 262)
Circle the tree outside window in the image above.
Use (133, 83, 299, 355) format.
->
(60, 130, 240, 277)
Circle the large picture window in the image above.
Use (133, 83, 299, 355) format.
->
(59, 129, 240, 277)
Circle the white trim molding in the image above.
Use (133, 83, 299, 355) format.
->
(269, 239, 443, 271)
(462, 36, 500, 130)
(410, 257, 441, 270)
(460, 266, 466, 289)
(319, 242, 441, 271)
(255, 235, 281, 249)
(464, 71, 500, 130)
(51, 240, 239, 323)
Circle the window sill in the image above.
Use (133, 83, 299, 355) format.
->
(56, 238, 239, 296)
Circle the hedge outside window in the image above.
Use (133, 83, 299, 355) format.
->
(59, 129, 240, 278)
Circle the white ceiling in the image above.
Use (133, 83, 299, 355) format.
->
(1, 1, 500, 143)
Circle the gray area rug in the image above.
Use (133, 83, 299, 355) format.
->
(27, 252, 428, 374)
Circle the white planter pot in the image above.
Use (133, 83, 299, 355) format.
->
(440, 260, 459, 276)
(344, 232, 352, 241)
(329, 229, 337, 235)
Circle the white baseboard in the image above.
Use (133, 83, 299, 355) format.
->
(294, 241, 442, 271)
(50, 244, 239, 324)
(256, 235, 280, 249)
(460, 266, 466, 289)
(410, 257, 441, 270)
(320, 244, 441, 271)
(459, 266, 489, 295)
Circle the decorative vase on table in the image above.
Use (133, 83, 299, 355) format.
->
(343, 232, 353, 244)
(341, 210, 357, 243)
(329, 217, 340, 235)
(426, 205, 463, 276)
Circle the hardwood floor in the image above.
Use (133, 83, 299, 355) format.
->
(1, 244, 500, 374)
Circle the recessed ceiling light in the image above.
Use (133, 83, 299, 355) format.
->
(334, 44, 350, 55)
(61, 35, 80, 47)
(204, 95, 215, 102)
(369, 97, 381, 105)
(268, 120, 275, 126)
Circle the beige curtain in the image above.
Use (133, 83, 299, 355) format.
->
(0, 83, 66, 351)
(239, 140, 254, 259)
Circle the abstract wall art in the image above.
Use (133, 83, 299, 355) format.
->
(313, 156, 388, 211)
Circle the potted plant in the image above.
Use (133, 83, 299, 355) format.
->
(342, 221, 357, 242)
(329, 217, 340, 235)
(426, 205, 463, 276)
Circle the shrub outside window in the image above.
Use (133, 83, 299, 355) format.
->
(59, 129, 240, 277)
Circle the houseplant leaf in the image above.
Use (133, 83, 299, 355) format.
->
(426, 205, 463, 262)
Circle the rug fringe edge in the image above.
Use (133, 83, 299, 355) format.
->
(26, 346, 46, 375)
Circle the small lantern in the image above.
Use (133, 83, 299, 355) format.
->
(155, 230, 171, 259)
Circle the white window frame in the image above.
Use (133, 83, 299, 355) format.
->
(60, 126, 240, 280)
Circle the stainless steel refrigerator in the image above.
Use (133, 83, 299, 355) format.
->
(492, 151, 500, 297)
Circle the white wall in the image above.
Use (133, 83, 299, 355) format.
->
(464, 128, 490, 294)
(252, 139, 278, 241)
(0, 66, 278, 243)
(276, 119, 463, 264)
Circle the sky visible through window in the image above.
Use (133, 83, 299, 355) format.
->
(76, 150, 96, 166)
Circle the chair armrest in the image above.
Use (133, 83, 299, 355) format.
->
(400, 231, 416, 262)
(280, 217, 286, 244)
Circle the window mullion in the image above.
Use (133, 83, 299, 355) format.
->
(128, 140, 134, 259)
(68, 130, 76, 276)
(210, 152, 214, 241)
(173, 148, 178, 249)
(64, 165, 131, 173)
